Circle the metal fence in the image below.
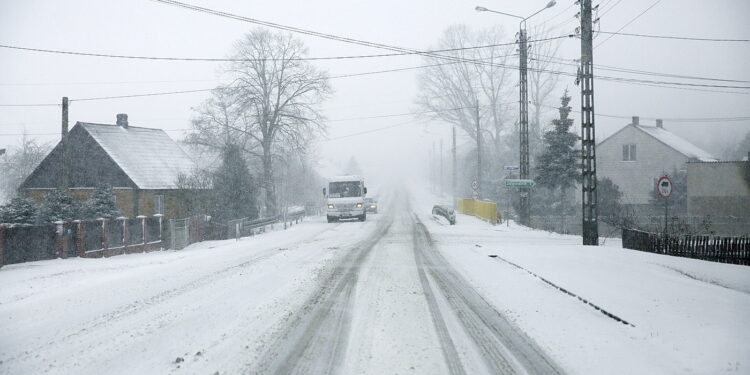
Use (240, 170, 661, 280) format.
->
(622, 228, 749, 266)
(169, 218, 191, 250)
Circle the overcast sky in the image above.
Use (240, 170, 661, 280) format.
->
(1, 0, 749, 185)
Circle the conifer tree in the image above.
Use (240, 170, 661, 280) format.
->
(83, 184, 120, 219)
(37, 189, 79, 223)
(0, 196, 37, 225)
(536, 89, 580, 225)
(212, 144, 257, 221)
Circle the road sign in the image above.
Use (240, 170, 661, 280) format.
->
(471, 180, 479, 191)
(504, 179, 535, 188)
(657, 176, 672, 199)
(503, 165, 519, 171)
(471, 191, 479, 199)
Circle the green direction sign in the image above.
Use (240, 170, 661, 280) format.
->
(504, 179, 535, 188)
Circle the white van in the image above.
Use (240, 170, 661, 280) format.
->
(323, 175, 367, 222)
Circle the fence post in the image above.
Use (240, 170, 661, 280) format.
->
(55, 221, 65, 258)
(99, 218, 109, 251)
(120, 217, 129, 248)
(0, 225, 5, 268)
(154, 214, 163, 242)
(75, 221, 85, 257)
(137, 215, 146, 249)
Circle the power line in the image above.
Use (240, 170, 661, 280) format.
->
(598, 0, 623, 17)
(595, 0, 663, 48)
(0, 39, 544, 62)
(539, 103, 750, 123)
(321, 119, 425, 142)
(0, 103, 60, 107)
(530, 52, 750, 84)
(597, 31, 749, 43)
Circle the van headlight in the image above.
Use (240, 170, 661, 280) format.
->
(356, 203, 363, 208)
(327, 204, 334, 209)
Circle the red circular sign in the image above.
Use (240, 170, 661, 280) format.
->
(657, 176, 673, 199)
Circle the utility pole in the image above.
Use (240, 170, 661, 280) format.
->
(452, 125, 457, 208)
(61, 96, 70, 189)
(440, 139, 444, 196)
(518, 28, 531, 226)
(579, 0, 599, 245)
(475, 100, 482, 200)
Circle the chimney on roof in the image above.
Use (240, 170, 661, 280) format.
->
(116, 113, 128, 128)
(656, 119, 663, 128)
(631, 116, 639, 126)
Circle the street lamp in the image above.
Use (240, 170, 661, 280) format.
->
(475, 1, 556, 226)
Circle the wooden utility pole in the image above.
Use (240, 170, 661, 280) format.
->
(475, 100, 482, 200)
(579, 0, 599, 245)
(440, 139, 444, 196)
(452, 125, 457, 208)
(61, 97, 70, 189)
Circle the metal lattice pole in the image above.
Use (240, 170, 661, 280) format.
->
(580, 0, 599, 245)
(518, 29, 530, 226)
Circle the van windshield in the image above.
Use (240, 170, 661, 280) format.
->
(329, 181, 362, 198)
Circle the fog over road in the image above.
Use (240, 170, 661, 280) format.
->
(0, 188, 563, 375)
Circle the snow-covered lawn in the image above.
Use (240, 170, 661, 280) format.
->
(0, 217, 377, 374)
(422, 212, 750, 374)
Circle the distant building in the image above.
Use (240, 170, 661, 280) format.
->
(596, 116, 717, 212)
(21, 114, 197, 218)
(687, 159, 750, 218)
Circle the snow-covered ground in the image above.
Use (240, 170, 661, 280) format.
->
(417, 195, 749, 374)
(1, 187, 748, 374)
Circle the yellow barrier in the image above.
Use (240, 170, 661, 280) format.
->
(457, 199, 500, 224)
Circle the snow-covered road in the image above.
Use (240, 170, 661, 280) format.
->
(1, 188, 748, 374)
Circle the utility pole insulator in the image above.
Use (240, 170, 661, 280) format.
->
(580, 0, 599, 245)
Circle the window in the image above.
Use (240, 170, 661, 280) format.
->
(328, 181, 362, 198)
(154, 195, 164, 215)
(622, 144, 636, 161)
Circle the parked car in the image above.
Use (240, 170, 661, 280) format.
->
(365, 198, 378, 214)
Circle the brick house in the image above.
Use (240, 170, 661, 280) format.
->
(21, 114, 196, 218)
(596, 116, 717, 212)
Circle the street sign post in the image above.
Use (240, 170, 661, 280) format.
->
(503, 165, 519, 171)
(504, 179, 535, 188)
(657, 175, 673, 232)
(471, 180, 479, 191)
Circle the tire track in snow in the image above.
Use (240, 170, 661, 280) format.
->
(248, 216, 393, 375)
(412, 215, 564, 375)
(413, 228, 467, 375)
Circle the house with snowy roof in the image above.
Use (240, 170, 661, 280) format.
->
(21, 114, 197, 218)
(596, 116, 718, 212)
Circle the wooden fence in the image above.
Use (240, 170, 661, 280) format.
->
(622, 228, 750, 266)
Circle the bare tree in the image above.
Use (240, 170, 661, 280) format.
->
(417, 25, 516, 154)
(527, 25, 563, 162)
(0, 134, 50, 203)
(186, 87, 256, 156)
(416, 25, 517, 198)
(227, 28, 332, 215)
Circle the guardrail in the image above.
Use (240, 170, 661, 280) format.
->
(457, 199, 500, 224)
(432, 205, 456, 225)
